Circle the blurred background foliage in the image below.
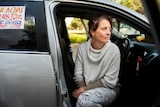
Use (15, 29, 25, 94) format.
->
(112, 0, 145, 15)
(68, 18, 88, 30)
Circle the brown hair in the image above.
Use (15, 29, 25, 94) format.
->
(88, 14, 112, 36)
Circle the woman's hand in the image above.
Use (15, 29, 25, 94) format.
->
(72, 86, 86, 98)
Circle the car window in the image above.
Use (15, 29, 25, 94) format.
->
(65, 17, 88, 61)
(0, 1, 49, 52)
(112, 18, 153, 43)
(157, 0, 160, 10)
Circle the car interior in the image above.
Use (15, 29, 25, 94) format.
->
(55, 3, 160, 107)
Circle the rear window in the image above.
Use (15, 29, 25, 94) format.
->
(0, 1, 49, 52)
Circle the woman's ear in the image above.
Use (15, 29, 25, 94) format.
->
(90, 29, 95, 37)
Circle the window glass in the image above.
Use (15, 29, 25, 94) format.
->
(65, 17, 88, 61)
(0, 2, 48, 52)
(25, 16, 36, 32)
(157, 0, 160, 11)
(112, 19, 153, 43)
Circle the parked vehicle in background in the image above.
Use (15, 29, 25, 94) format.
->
(0, 0, 159, 107)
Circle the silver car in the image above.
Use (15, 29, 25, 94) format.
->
(0, 0, 159, 107)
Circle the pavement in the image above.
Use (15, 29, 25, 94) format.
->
(70, 43, 79, 62)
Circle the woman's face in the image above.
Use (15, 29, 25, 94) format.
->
(91, 19, 111, 44)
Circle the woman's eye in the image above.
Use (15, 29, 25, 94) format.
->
(101, 27, 111, 30)
(102, 27, 107, 30)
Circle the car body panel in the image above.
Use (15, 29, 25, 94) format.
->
(0, 1, 58, 107)
(44, 1, 72, 106)
(0, 53, 57, 107)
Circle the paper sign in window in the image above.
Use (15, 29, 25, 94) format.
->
(0, 6, 26, 29)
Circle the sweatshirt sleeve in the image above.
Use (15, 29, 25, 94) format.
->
(85, 79, 105, 90)
(102, 46, 121, 88)
(74, 45, 86, 87)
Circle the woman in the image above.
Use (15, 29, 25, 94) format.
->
(72, 14, 121, 107)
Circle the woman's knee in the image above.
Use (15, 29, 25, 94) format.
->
(76, 93, 96, 107)
(76, 88, 117, 107)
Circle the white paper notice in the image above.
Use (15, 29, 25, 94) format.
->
(0, 6, 26, 29)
